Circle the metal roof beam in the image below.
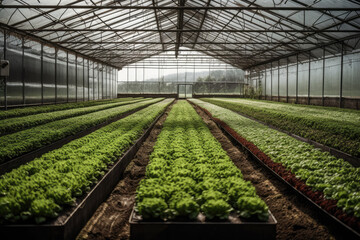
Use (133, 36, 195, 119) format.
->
(152, 0, 165, 51)
(21, 29, 360, 33)
(2, 5, 359, 11)
(175, 0, 186, 58)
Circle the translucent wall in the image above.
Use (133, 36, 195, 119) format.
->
(68, 53, 76, 102)
(297, 61, 309, 97)
(265, 69, 271, 96)
(89, 60, 94, 100)
(0, 30, 118, 108)
(254, 44, 360, 101)
(0, 30, 4, 106)
(24, 39, 42, 104)
(324, 56, 341, 97)
(6, 34, 23, 105)
(94, 63, 99, 100)
(56, 50, 67, 102)
(343, 52, 360, 98)
(117, 50, 245, 95)
(84, 59, 89, 101)
(272, 66, 279, 96)
(309, 58, 323, 97)
(288, 64, 297, 96)
(279, 66, 287, 96)
(43, 45, 56, 103)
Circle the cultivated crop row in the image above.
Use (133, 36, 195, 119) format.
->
(201, 98, 360, 157)
(0, 97, 139, 120)
(191, 99, 360, 226)
(136, 101, 269, 221)
(0, 99, 172, 224)
(0, 98, 147, 136)
(0, 98, 164, 164)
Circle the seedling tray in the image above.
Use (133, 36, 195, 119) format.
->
(0, 103, 171, 240)
(129, 209, 277, 240)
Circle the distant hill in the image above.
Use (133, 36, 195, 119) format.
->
(146, 69, 244, 83)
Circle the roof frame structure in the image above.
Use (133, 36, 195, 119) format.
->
(0, 0, 359, 70)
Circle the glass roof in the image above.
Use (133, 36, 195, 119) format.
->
(0, 0, 359, 69)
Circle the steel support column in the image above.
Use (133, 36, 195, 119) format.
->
(66, 52, 69, 103)
(286, 57, 289, 103)
(339, 42, 344, 108)
(3, 30, 7, 110)
(270, 62, 273, 101)
(296, 54, 299, 104)
(322, 47, 326, 106)
(278, 60, 280, 102)
(22, 37, 25, 105)
(40, 43, 44, 104)
(55, 49, 57, 103)
(308, 51, 311, 105)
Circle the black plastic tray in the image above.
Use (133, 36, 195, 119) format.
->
(0, 103, 171, 240)
(129, 209, 277, 240)
(0, 101, 158, 175)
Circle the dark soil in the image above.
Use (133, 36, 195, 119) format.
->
(76, 103, 173, 240)
(193, 105, 337, 240)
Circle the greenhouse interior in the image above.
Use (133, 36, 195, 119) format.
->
(0, 1, 359, 240)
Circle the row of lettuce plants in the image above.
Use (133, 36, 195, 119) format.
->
(191, 99, 360, 230)
(0, 98, 163, 164)
(201, 98, 360, 157)
(0, 99, 172, 224)
(0, 97, 140, 120)
(0, 98, 147, 136)
(135, 101, 269, 221)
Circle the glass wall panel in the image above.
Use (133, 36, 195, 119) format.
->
(6, 34, 23, 105)
(76, 56, 84, 101)
(309, 59, 323, 97)
(279, 66, 287, 96)
(272, 67, 279, 96)
(265, 69, 271, 96)
(43, 45, 55, 103)
(89, 60, 94, 100)
(0, 30, 4, 106)
(24, 39, 41, 104)
(84, 59, 89, 100)
(324, 56, 341, 97)
(288, 64, 297, 96)
(0, 30, 3, 59)
(103, 66, 108, 98)
(94, 63, 99, 99)
(343, 52, 360, 98)
(56, 50, 67, 102)
(67, 53, 76, 101)
(98, 64, 103, 99)
(298, 61, 309, 97)
(260, 70, 265, 96)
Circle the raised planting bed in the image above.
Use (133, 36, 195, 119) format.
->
(0, 97, 140, 120)
(0, 98, 164, 174)
(0, 99, 174, 240)
(202, 98, 360, 167)
(131, 101, 277, 240)
(0, 97, 148, 136)
(201, 98, 360, 159)
(129, 208, 277, 240)
(190, 99, 360, 240)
